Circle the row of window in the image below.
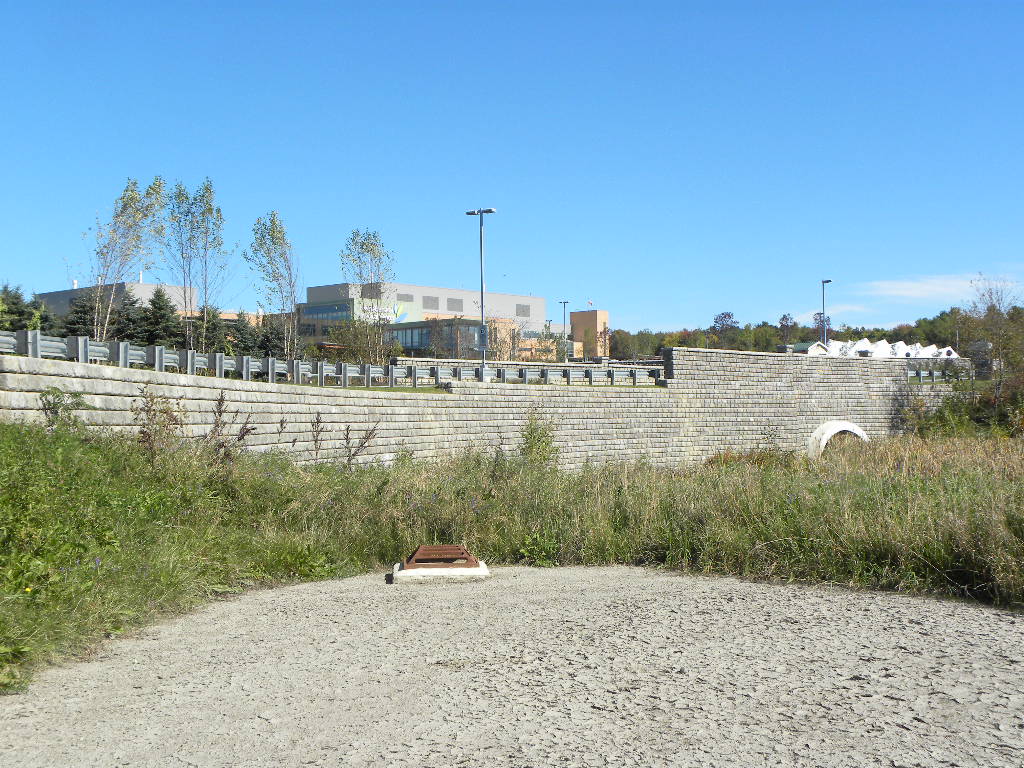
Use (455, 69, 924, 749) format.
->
(303, 303, 352, 322)
(303, 297, 534, 325)
(398, 293, 532, 318)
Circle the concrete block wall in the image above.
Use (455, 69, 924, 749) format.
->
(661, 348, 943, 454)
(0, 349, 951, 469)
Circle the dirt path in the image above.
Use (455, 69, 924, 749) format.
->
(2, 567, 1022, 767)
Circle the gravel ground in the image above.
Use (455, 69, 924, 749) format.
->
(2, 566, 1023, 767)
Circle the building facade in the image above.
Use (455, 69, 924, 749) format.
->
(298, 281, 548, 346)
(570, 309, 610, 358)
(35, 282, 196, 317)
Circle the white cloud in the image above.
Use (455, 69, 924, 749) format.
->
(858, 274, 976, 301)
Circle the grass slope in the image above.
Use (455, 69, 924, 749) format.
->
(1, 420, 1022, 691)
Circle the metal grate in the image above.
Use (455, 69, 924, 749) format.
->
(403, 545, 480, 569)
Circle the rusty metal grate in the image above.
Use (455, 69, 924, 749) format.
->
(403, 545, 480, 569)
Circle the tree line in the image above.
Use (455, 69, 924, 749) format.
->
(0, 283, 286, 357)
(609, 283, 1017, 364)
(1, 176, 351, 360)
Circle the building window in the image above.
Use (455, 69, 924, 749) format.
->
(360, 284, 382, 299)
(423, 295, 439, 310)
(397, 293, 414, 302)
(302, 302, 352, 322)
(391, 326, 432, 351)
(516, 303, 531, 318)
(299, 323, 316, 336)
(447, 298, 464, 312)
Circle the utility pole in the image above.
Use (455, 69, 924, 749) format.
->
(465, 208, 496, 370)
(559, 300, 569, 362)
(821, 279, 832, 345)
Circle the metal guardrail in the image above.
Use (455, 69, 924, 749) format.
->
(907, 368, 956, 383)
(0, 330, 663, 388)
(906, 359, 970, 383)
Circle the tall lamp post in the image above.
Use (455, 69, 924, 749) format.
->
(465, 208, 496, 370)
(821, 279, 832, 345)
(559, 300, 569, 362)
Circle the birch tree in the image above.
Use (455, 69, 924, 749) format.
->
(338, 229, 396, 364)
(164, 178, 230, 351)
(89, 178, 166, 340)
(244, 211, 299, 359)
(969, 275, 1022, 401)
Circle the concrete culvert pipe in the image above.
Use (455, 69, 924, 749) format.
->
(808, 420, 869, 459)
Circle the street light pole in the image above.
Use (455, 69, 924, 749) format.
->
(821, 279, 832, 345)
(559, 300, 569, 362)
(465, 208, 496, 371)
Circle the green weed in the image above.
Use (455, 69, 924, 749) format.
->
(0, 417, 1022, 691)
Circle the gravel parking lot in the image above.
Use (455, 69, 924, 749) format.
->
(2, 566, 1022, 767)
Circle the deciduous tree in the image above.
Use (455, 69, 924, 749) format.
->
(164, 179, 230, 351)
(88, 178, 166, 341)
(338, 229, 396, 364)
(778, 313, 796, 345)
(244, 212, 299, 359)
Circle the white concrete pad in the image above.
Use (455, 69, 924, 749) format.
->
(389, 561, 490, 583)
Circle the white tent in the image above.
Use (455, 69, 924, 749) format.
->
(798, 338, 960, 359)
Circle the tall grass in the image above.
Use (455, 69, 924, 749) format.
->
(1, 418, 1022, 691)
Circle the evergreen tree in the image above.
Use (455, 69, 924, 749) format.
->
(256, 316, 286, 357)
(28, 298, 60, 334)
(228, 310, 260, 356)
(143, 287, 183, 347)
(197, 306, 228, 353)
(111, 288, 146, 343)
(0, 285, 31, 330)
(63, 291, 98, 337)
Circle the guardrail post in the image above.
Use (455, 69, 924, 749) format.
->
(338, 362, 349, 387)
(15, 330, 41, 358)
(146, 345, 165, 372)
(68, 336, 90, 363)
(363, 363, 373, 387)
(585, 368, 594, 385)
(109, 341, 129, 367)
(408, 365, 418, 387)
(497, 368, 508, 384)
(316, 361, 327, 386)
(264, 356, 276, 383)
(236, 356, 251, 381)
(387, 365, 397, 387)
(181, 349, 196, 375)
(432, 366, 441, 386)
(212, 352, 225, 378)
(288, 359, 302, 384)
(541, 368, 552, 385)
(630, 369, 639, 386)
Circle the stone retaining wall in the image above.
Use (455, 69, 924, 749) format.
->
(0, 349, 951, 468)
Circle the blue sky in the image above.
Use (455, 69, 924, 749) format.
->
(1, 0, 1021, 331)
